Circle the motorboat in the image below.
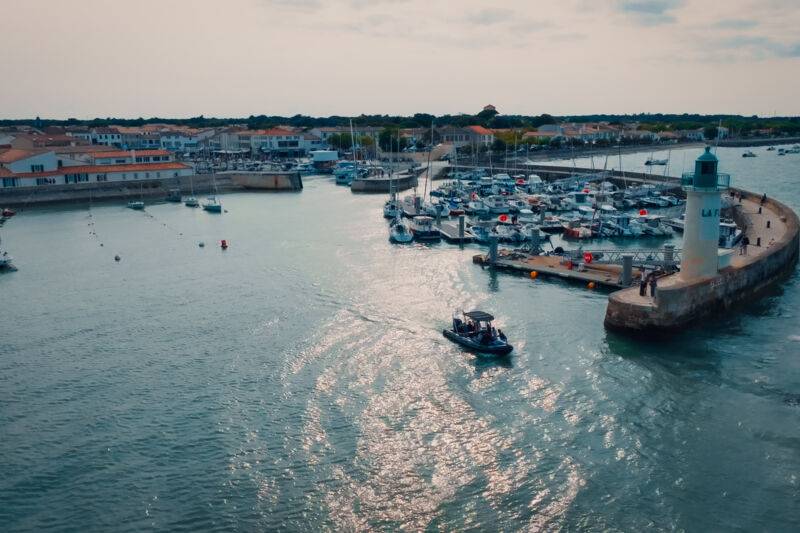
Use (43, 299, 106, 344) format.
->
(447, 198, 466, 216)
(719, 219, 743, 248)
(634, 215, 673, 236)
(2, 208, 17, 218)
(126, 201, 145, 210)
(443, 310, 513, 356)
(410, 216, 441, 241)
(493, 223, 525, 244)
(766, 146, 776, 151)
(664, 213, 685, 233)
(202, 196, 222, 213)
(484, 195, 511, 214)
(422, 200, 451, 218)
(0, 250, 14, 271)
(540, 215, 565, 233)
(742, 150, 757, 158)
(562, 218, 594, 239)
(465, 199, 489, 217)
(389, 216, 414, 243)
(599, 214, 642, 237)
(294, 162, 316, 175)
(645, 157, 668, 166)
(640, 195, 671, 208)
(165, 188, 182, 202)
(184, 196, 200, 208)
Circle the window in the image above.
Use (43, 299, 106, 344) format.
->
(2, 178, 20, 187)
(96, 174, 108, 182)
(30, 164, 44, 172)
(122, 173, 127, 180)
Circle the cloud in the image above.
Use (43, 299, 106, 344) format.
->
(717, 35, 800, 59)
(713, 18, 758, 30)
(264, 0, 320, 9)
(464, 8, 514, 26)
(617, 0, 683, 25)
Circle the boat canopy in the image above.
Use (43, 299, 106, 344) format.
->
(464, 310, 495, 322)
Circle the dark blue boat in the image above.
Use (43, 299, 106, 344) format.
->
(442, 310, 513, 356)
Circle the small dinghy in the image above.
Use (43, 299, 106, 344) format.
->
(127, 201, 145, 210)
(443, 310, 513, 356)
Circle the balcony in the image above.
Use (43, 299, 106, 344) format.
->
(681, 172, 730, 191)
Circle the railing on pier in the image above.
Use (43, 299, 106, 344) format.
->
(567, 246, 682, 269)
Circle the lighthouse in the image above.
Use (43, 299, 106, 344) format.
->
(680, 147, 730, 279)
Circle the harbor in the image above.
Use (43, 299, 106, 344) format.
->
(3, 144, 800, 532)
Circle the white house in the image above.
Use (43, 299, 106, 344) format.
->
(3, 161, 193, 188)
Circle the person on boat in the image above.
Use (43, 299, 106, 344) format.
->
(498, 329, 507, 342)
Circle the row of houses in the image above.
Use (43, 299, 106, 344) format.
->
(0, 144, 192, 189)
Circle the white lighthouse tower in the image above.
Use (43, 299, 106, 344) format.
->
(680, 147, 730, 279)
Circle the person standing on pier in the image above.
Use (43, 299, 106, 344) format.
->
(639, 271, 648, 297)
(649, 275, 658, 298)
(740, 235, 750, 255)
(761, 193, 767, 206)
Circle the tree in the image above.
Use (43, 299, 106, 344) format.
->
(491, 138, 506, 152)
(378, 127, 408, 152)
(328, 133, 353, 150)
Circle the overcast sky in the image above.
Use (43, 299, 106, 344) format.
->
(1, 0, 798, 119)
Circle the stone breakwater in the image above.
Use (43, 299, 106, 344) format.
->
(604, 191, 800, 334)
(0, 174, 242, 207)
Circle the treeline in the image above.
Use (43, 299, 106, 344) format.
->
(2, 112, 799, 136)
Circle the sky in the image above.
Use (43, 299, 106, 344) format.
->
(1, 0, 798, 119)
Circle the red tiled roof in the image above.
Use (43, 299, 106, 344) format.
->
(247, 128, 297, 136)
(467, 125, 494, 136)
(0, 148, 44, 163)
(13, 162, 190, 178)
(91, 149, 171, 159)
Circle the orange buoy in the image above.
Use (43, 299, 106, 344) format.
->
(530, 270, 538, 279)
(587, 282, 596, 289)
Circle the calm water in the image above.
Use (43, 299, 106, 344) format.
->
(1, 146, 799, 531)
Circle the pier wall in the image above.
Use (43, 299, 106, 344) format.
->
(605, 195, 799, 333)
(228, 172, 303, 191)
(350, 174, 418, 193)
(443, 164, 681, 189)
(0, 173, 289, 207)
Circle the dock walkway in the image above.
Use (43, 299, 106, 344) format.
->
(475, 251, 640, 289)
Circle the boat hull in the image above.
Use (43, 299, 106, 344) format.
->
(442, 329, 513, 356)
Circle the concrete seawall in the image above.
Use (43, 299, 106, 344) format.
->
(605, 193, 800, 334)
(0, 173, 281, 207)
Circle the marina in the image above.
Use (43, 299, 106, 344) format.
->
(5, 0, 800, 529)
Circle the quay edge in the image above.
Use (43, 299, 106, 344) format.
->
(604, 193, 800, 335)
